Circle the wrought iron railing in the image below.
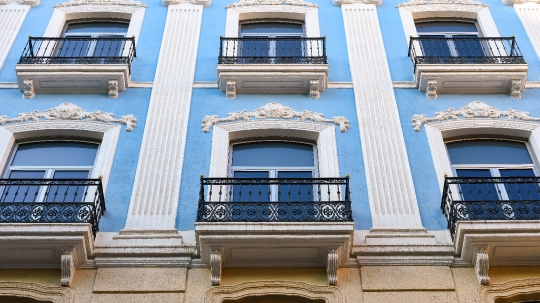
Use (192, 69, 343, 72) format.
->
(441, 177, 540, 239)
(0, 179, 105, 238)
(218, 37, 327, 64)
(408, 37, 526, 70)
(18, 37, 136, 73)
(197, 177, 352, 222)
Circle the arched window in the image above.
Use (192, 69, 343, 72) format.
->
(238, 21, 305, 59)
(415, 21, 484, 57)
(58, 21, 129, 58)
(0, 296, 53, 303)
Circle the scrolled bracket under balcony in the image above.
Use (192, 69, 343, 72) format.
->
(217, 37, 328, 99)
(195, 177, 353, 271)
(441, 177, 540, 270)
(15, 37, 136, 98)
(408, 37, 528, 99)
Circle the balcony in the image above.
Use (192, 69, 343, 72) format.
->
(195, 177, 354, 281)
(217, 37, 329, 99)
(16, 37, 136, 98)
(441, 177, 540, 278)
(408, 37, 528, 99)
(0, 179, 104, 273)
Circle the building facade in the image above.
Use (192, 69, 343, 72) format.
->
(0, 0, 540, 301)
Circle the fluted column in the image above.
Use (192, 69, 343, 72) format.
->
(124, 3, 203, 230)
(0, 3, 31, 70)
(341, 3, 423, 229)
(514, 2, 540, 60)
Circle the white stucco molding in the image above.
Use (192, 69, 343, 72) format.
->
(162, 0, 210, 7)
(45, 0, 147, 45)
(0, 3, 32, 71)
(513, 3, 540, 60)
(413, 101, 540, 191)
(202, 102, 349, 133)
(333, 0, 382, 7)
(204, 281, 345, 303)
(0, 282, 73, 303)
(0, 102, 136, 193)
(208, 120, 341, 179)
(479, 278, 540, 303)
(0, 0, 39, 6)
(225, 1, 320, 38)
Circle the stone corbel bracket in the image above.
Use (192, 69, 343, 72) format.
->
(202, 102, 350, 132)
(210, 250, 222, 286)
(0, 0, 40, 7)
(411, 101, 540, 131)
(60, 250, 75, 287)
(326, 249, 338, 285)
(0, 102, 137, 131)
(333, 0, 382, 6)
(475, 248, 490, 285)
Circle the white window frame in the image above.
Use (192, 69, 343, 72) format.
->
(0, 121, 120, 194)
(425, 120, 540, 193)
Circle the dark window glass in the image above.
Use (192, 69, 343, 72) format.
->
(447, 140, 533, 165)
(12, 142, 98, 167)
(232, 142, 314, 167)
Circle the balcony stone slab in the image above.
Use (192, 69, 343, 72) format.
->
(217, 64, 328, 98)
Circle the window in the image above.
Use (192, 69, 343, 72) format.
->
(446, 139, 540, 201)
(239, 21, 305, 58)
(58, 21, 129, 58)
(416, 21, 484, 57)
(230, 141, 316, 202)
(2, 141, 99, 202)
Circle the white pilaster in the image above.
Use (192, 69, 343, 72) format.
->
(124, 3, 203, 231)
(515, 2, 540, 60)
(341, 3, 423, 229)
(0, 3, 30, 71)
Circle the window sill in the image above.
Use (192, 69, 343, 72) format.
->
(217, 64, 328, 99)
(15, 64, 130, 99)
(414, 63, 528, 99)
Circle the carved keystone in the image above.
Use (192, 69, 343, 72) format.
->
(510, 79, 522, 99)
(226, 80, 236, 99)
(23, 79, 35, 99)
(108, 80, 119, 99)
(60, 250, 75, 287)
(210, 250, 222, 286)
(426, 80, 437, 99)
(309, 79, 320, 99)
(326, 249, 338, 285)
(475, 248, 490, 285)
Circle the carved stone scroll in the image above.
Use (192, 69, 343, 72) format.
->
(326, 249, 338, 286)
(202, 102, 349, 132)
(510, 79, 523, 99)
(210, 250, 222, 286)
(475, 248, 490, 285)
(426, 80, 437, 99)
(60, 251, 75, 287)
(22, 79, 35, 99)
(108, 80, 119, 99)
(309, 79, 320, 99)
(226, 80, 236, 99)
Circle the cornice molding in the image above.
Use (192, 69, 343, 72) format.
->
(55, 0, 147, 8)
(202, 102, 349, 132)
(0, 0, 39, 7)
(162, 0, 210, 6)
(0, 282, 73, 303)
(0, 102, 136, 132)
(412, 101, 540, 131)
(226, 0, 317, 8)
(396, 0, 488, 8)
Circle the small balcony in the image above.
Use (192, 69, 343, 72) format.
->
(408, 37, 528, 99)
(195, 177, 354, 273)
(0, 179, 104, 271)
(217, 37, 329, 99)
(441, 177, 540, 271)
(16, 37, 136, 98)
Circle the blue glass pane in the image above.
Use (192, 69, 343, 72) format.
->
(275, 38, 304, 57)
(239, 38, 270, 57)
(233, 171, 269, 202)
(416, 22, 478, 33)
(499, 169, 540, 201)
(66, 22, 129, 34)
(241, 23, 303, 35)
(447, 140, 533, 165)
(278, 171, 313, 202)
(56, 37, 91, 57)
(2, 171, 45, 202)
(45, 171, 90, 202)
(453, 35, 484, 57)
(93, 35, 125, 57)
(232, 142, 314, 167)
(455, 169, 500, 201)
(419, 35, 451, 57)
(12, 142, 99, 167)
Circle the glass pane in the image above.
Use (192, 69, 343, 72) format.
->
(56, 36, 91, 57)
(419, 35, 452, 57)
(12, 142, 99, 167)
(239, 37, 270, 57)
(453, 35, 484, 57)
(416, 22, 478, 33)
(233, 171, 269, 202)
(232, 142, 314, 167)
(277, 171, 313, 202)
(455, 169, 500, 201)
(241, 22, 303, 35)
(499, 169, 540, 201)
(1, 171, 45, 202)
(93, 35, 125, 57)
(45, 171, 90, 203)
(447, 140, 533, 165)
(275, 37, 303, 57)
(66, 22, 129, 34)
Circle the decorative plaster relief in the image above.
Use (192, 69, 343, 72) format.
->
(0, 102, 137, 131)
(0, 282, 73, 303)
(60, 251, 75, 287)
(326, 249, 338, 285)
(426, 79, 437, 99)
(210, 250, 222, 286)
(412, 101, 540, 131)
(479, 278, 540, 302)
(108, 80, 119, 99)
(22, 79, 34, 99)
(510, 79, 523, 99)
(396, 0, 488, 8)
(0, 0, 39, 6)
(55, 0, 147, 7)
(202, 102, 349, 132)
(226, 0, 317, 8)
(475, 248, 490, 285)
(309, 79, 320, 99)
(226, 80, 236, 99)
